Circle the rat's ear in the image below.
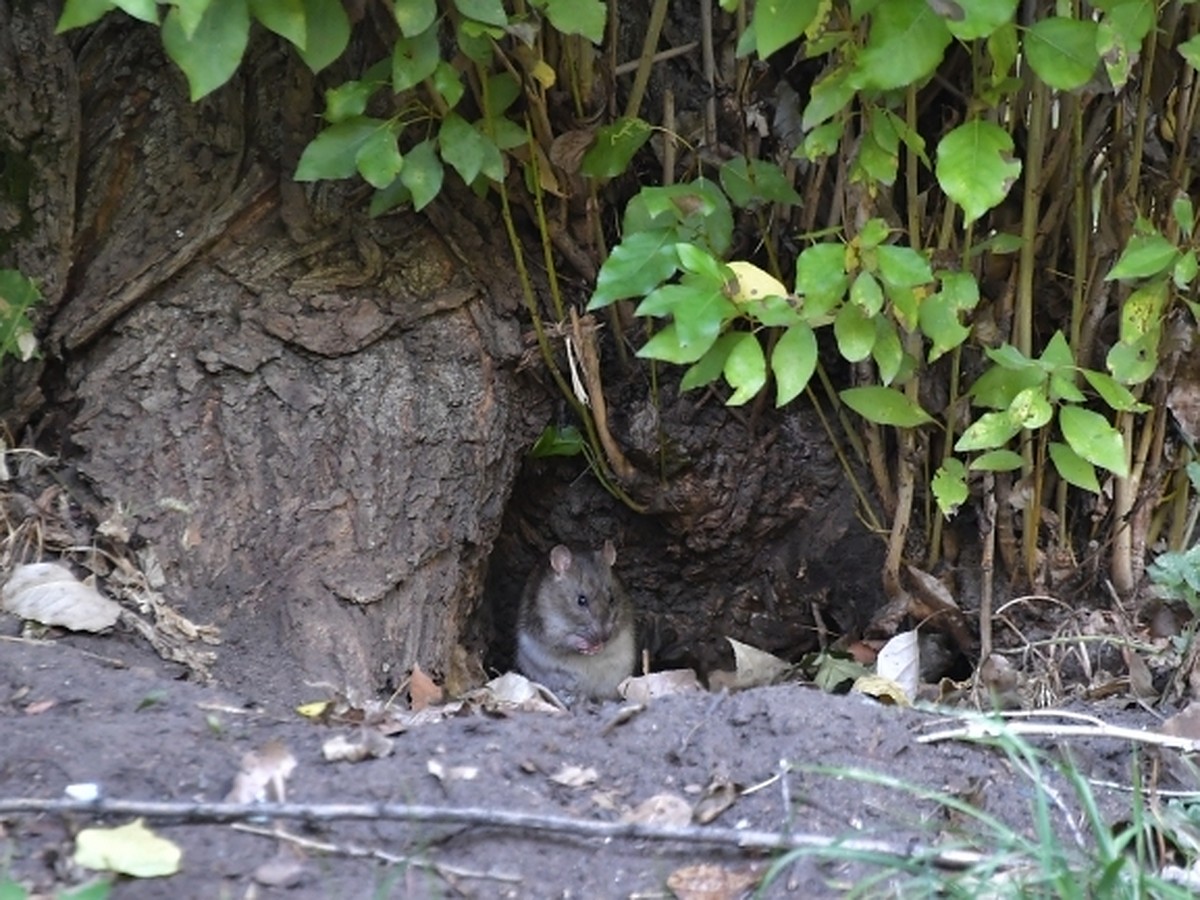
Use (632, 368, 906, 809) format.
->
(601, 539, 616, 567)
(550, 545, 573, 575)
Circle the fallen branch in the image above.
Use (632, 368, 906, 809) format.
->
(0, 796, 989, 871)
(918, 719, 1200, 753)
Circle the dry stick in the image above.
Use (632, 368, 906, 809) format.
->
(699, 0, 717, 148)
(231, 823, 521, 884)
(622, 0, 670, 121)
(612, 42, 698, 77)
(0, 796, 998, 871)
(918, 719, 1200, 754)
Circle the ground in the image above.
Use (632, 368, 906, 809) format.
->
(0, 623, 1178, 899)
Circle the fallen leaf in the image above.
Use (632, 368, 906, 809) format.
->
(1162, 703, 1200, 740)
(322, 731, 394, 763)
(726, 638, 790, 689)
(1122, 646, 1158, 700)
(427, 759, 478, 782)
(253, 844, 308, 887)
(296, 700, 332, 719)
(621, 669, 704, 704)
(74, 819, 181, 877)
(852, 674, 911, 706)
(667, 862, 761, 900)
(875, 630, 919, 700)
(549, 765, 598, 788)
(624, 793, 692, 827)
(2, 562, 121, 632)
(408, 663, 443, 711)
(692, 775, 738, 825)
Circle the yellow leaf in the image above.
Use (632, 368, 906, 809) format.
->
(295, 700, 331, 718)
(726, 261, 788, 303)
(74, 819, 182, 878)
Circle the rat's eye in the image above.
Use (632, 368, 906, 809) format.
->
(576, 593, 589, 608)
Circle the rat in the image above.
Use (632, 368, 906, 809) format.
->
(516, 540, 636, 702)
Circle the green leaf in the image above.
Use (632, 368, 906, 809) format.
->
(942, 0, 1017, 40)
(638, 323, 707, 364)
(0, 269, 42, 362)
(249, 0, 305, 48)
(772, 323, 818, 406)
(58, 0, 118, 31)
(752, 0, 820, 59)
(969, 363, 1043, 409)
(876, 245, 933, 289)
(161, 0, 250, 101)
(919, 290, 970, 362)
(589, 231, 679, 307)
(454, 0, 507, 26)
(1180, 33, 1200, 71)
(1059, 404, 1128, 477)
(955, 410, 1021, 451)
(439, 113, 486, 183)
(799, 119, 845, 160)
(854, 108, 900, 186)
(324, 79, 376, 123)
(724, 333, 767, 405)
(1175, 250, 1198, 290)
(392, 24, 441, 92)
(622, 180, 734, 257)
(834, 303, 876, 362)
(581, 118, 652, 179)
(1082, 369, 1149, 413)
(802, 67, 856, 130)
(400, 139, 444, 210)
(174, 0, 215, 40)
(394, 0, 437, 37)
(872, 317, 903, 385)
(1008, 385, 1053, 430)
(720, 158, 803, 207)
(1049, 372, 1085, 403)
(1048, 441, 1100, 492)
(932, 458, 969, 517)
(295, 0, 349, 72)
(853, 0, 951, 90)
(105, 0, 160, 25)
(530, 425, 584, 457)
(850, 271, 884, 316)
(681, 333, 740, 391)
(858, 218, 891, 251)
(1038, 330, 1074, 371)
(295, 118, 380, 180)
(935, 120, 1021, 224)
(841, 386, 935, 427)
(1106, 335, 1157, 385)
(544, 0, 605, 43)
(369, 177, 412, 217)
(432, 60, 465, 108)
(889, 285, 919, 332)
(795, 243, 849, 318)
(1024, 17, 1100, 91)
(1119, 278, 1168, 343)
(970, 449, 1025, 472)
(742, 294, 801, 328)
(1105, 232, 1179, 281)
(355, 128, 403, 189)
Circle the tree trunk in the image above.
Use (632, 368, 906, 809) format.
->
(2, 5, 543, 697)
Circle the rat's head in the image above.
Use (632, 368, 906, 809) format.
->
(538, 541, 624, 653)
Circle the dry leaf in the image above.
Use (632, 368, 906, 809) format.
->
(1162, 703, 1200, 740)
(624, 793, 692, 828)
(692, 776, 738, 825)
(726, 638, 790, 689)
(852, 674, 911, 706)
(427, 759, 478, 783)
(253, 845, 308, 888)
(2, 562, 121, 632)
(74, 819, 182, 878)
(667, 862, 761, 900)
(621, 669, 705, 704)
(1122, 646, 1158, 700)
(322, 731, 394, 763)
(549, 764, 598, 788)
(226, 740, 297, 803)
(408, 663, 443, 711)
(875, 629, 919, 700)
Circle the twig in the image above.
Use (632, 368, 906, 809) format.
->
(918, 719, 1200, 752)
(0, 796, 992, 870)
(232, 823, 521, 884)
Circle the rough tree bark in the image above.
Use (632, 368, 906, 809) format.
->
(1, 4, 545, 697)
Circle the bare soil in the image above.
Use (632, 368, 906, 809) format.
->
(0, 625, 1169, 899)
